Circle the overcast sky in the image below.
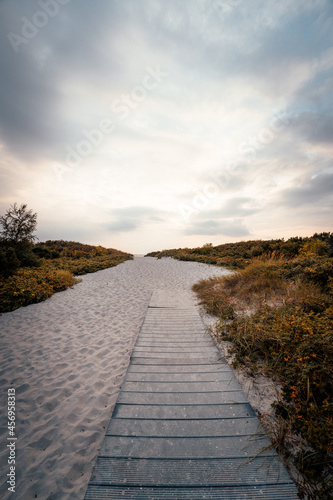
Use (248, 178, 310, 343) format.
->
(0, 0, 332, 254)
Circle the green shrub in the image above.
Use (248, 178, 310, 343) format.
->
(0, 268, 75, 312)
(0, 247, 20, 276)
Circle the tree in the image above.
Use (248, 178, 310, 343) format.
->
(0, 203, 37, 244)
(0, 204, 40, 274)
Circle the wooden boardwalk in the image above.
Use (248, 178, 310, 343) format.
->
(84, 290, 298, 499)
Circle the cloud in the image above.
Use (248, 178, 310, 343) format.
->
(214, 197, 262, 218)
(279, 172, 333, 208)
(106, 219, 138, 233)
(184, 218, 250, 237)
(0, 0, 148, 161)
(0, 0, 332, 252)
(105, 206, 168, 234)
(289, 111, 333, 145)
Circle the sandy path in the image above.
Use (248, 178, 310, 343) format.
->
(0, 257, 229, 500)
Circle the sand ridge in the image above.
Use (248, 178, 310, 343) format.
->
(0, 257, 229, 500)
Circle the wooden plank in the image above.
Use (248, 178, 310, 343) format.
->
(90, 456, 293, 486)
(126, 363, 230, 373)
(85, 484, 299, 499)
(124, 372, 236, 382)
(117, 390, 247, 405)
(112, 403, 256, 420)
(121, 380, 242, 393)
(99, 434, 275, 459)
(106, 417, 261, 437)
(131, 356, 221, 364)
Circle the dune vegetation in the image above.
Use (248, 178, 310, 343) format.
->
(148, 234, 333, 498)
(0, 240, 133, 313)
(0, 204, 133, 313)
(146, 233, 333, 267)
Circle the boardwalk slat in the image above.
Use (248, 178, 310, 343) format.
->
(112, 403, 256, 419)
(133, 346, 217, 352)
(100, 435, 274, 459)
(125, 372, 236, 382)
(85, 484, 298, 500)
(121, 380, 242, 392)
(117, 390, 247, 405)
(91, 456, 293, 485)
(127, 363, 230, 373)
(131, 356, 221, 364)
(106, 417, 261, 437)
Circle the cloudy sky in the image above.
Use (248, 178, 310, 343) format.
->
(0, 0, 332, 254)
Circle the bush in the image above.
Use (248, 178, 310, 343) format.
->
(0, 241, 133, 312)
(227, 306, 333, 448)
(0, 268, 77, 312)
(193, 277, 234, 317)
(193, 254, 333, 496)
(0, 247, 20, 276)
(300, 239, 330, 257)
(146, 233, 333, 268)
(33, 245, 60, 259)
(0, 240, 42, 274)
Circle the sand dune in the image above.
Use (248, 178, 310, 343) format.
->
(0, 257, 229, 500)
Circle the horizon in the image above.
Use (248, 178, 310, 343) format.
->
(1, 1, 332, 255)
(32, 230, 331, 257)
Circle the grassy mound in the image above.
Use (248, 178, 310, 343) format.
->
(146, 233, 333, 268)
(0, 240, 133, 313)
(193, 254, 333, 498)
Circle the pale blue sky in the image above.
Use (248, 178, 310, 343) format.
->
(0, 0, 332, 253)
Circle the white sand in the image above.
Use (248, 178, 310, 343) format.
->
(0, 257, 229, 500)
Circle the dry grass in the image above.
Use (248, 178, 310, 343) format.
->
(193, 256, 333, 499)
(193, 256, 289, 318)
